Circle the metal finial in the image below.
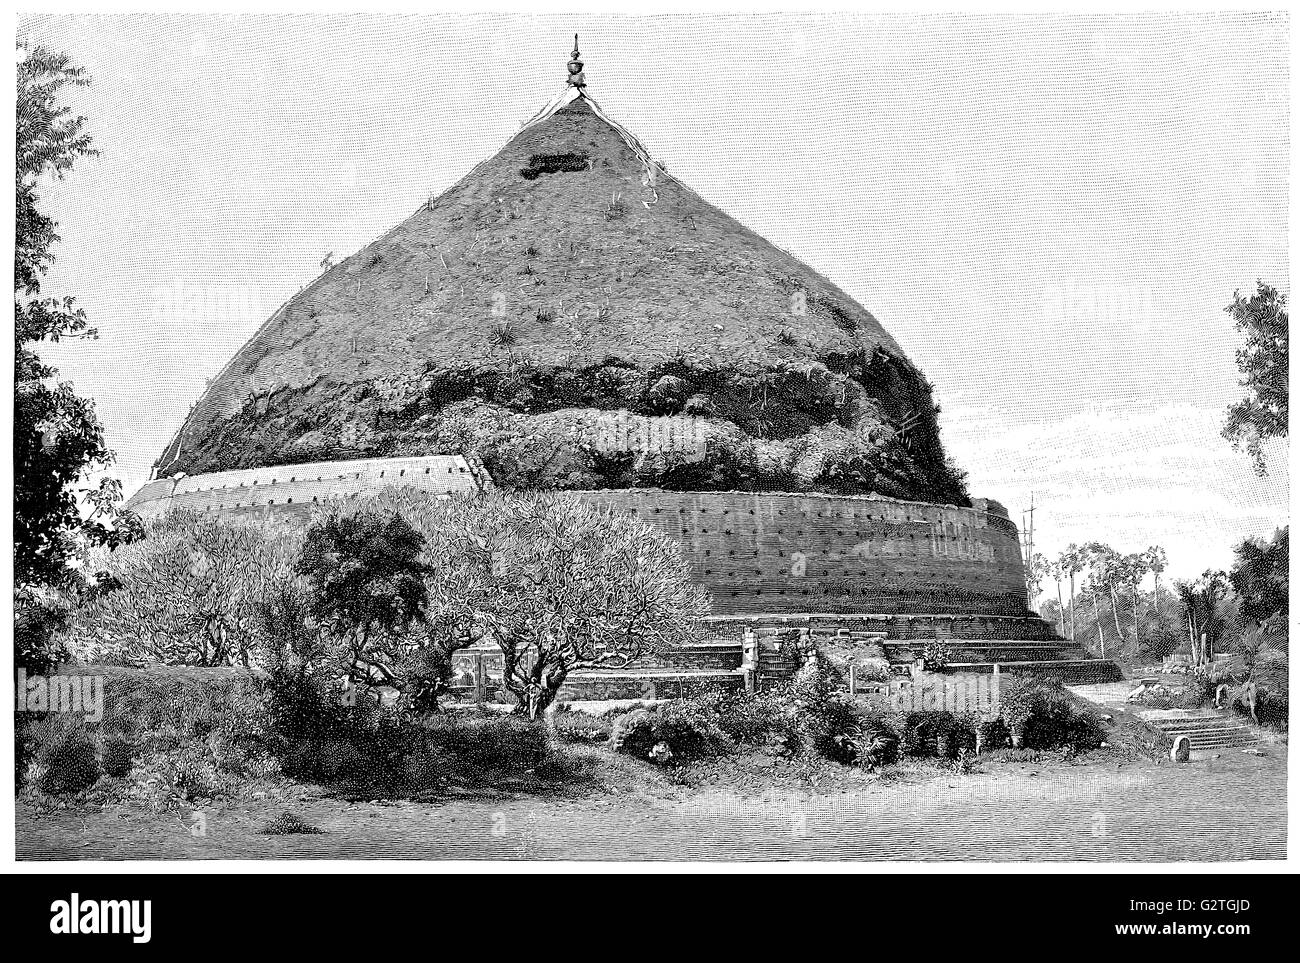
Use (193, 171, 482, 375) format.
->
(567, 35, 586, 88)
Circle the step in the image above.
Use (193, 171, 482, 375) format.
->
(946, 659, 1126, 685)
(1153, 717, 1248, 732)
(1180, 732, 1261, 749)
(557, 668, 746, 701)
(701, 612, 1060, 642)
(812, 629, 890, 640)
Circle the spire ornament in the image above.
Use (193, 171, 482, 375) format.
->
(566, 35, 586, 88)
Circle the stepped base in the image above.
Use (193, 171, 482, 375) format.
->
(948, 659, 1126, 685)
(703, 612, 1060, 642)
(557, 669, 745, 701)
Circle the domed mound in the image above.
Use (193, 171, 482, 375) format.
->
(155, 87, 968, 505)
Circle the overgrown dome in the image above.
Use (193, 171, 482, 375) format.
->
(156, 76, 967, 505)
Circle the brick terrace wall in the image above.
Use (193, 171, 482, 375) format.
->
(576, 490, 1030, 618)
(124, 458, 1029, 620)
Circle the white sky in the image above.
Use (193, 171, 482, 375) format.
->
(20, 11, 1289, 582)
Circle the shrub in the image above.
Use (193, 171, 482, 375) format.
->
(800, 692, 866, 762)
(20, 668, 284, 799)
(688, 686, 800, 749)
(610, 703, 732, 763)
(1253, 687, 1289, 731)
(100, 735, 137, 777)
(899, 711, 978, 759)
(260, 811, 323, 835)
(422, 713, 550, 774)
(825, 705, 900, 768)
(977, 717, 1011, 753)
(262, 667, 562, 794)
(550, 709, 614, 744)
(34, 725, 100, 795)
(1000, 676, 1104, 753)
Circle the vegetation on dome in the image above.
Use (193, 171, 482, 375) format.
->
(155, 97, 969, 505)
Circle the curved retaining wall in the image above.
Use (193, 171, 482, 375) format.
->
(126, 456, 1030, 619)
(573, 490, 1029, 617)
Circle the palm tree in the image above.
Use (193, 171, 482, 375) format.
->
(1058, 544, 1086, 644)
(1144, 545, 1168, 618)
(1121, 551, 1150, 647)
(1047, 556, 1067, 637)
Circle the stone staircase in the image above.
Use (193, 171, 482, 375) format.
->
(1066, 682, 1266, 754)
(1142, 711, 1264, 752)
(699, 612, 1124, 688)
(556, 611, 1125, 700)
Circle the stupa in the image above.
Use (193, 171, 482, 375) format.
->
(128, 41, 1121, 692)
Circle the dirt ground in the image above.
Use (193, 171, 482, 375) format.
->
(16, 744, 1286, 862)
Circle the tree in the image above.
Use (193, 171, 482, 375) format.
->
(1026, 551, 1048, 610)
(1076, 542, 1119, 656)
(1229, 526, 1288, 638)
(15, 42, 138, 670)
(67, 511, 303, 666)
(1174, 570, 1230, 669)
(414, 492, 711, 718)
(1119, 551, 1150, 647)
(361, 488, 514, 710)
(296, 509, 430, 690)
(1144, 545, 1168, 618)
(1046, 556, 1067, 638)
(1222, 281, 1288, 475)
(1058, 544, 1087, 643)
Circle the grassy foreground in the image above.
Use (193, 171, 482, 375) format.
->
(17, 742, 1285, 862)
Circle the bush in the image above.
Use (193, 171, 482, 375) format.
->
(127, 744, 231, 805)
(1000, 676, 1104, 753)
(826, 705, 900, 768)
(550, 709, 615, 744)
(789, 652, 844, 705)
(977, 717, 1011, 753)
(801, 692, 870, 763)
(422, 713, 550, 774)
(260, 811, 323, 835)
(689, 686, 800, 750)
(261, 665, 566, 794)
(100, 735, 137, 777)
(19, 668, 283, 804)
(1253, 687, 1289, 731)
(610, 703, 732, 763)
(899, 711, 978, 759)
(33, 724, 100, 795)
(690, 656, 901, 768)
